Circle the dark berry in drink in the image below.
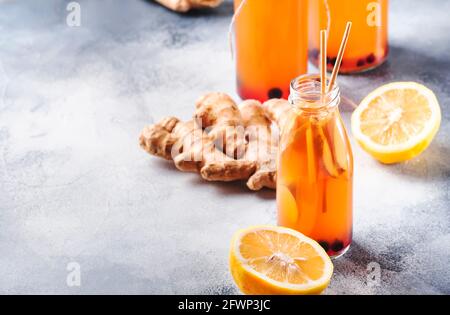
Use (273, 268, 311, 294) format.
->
(331, 240, 344, 252)
(330, 57, 337, 66)
(326, 57, 333, 66)
(366, 53, 376, 64)
(268, 88, 283, 99)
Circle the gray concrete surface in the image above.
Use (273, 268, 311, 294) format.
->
(0, 0, 449, 294)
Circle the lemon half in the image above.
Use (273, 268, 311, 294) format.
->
(351, 82, 441, 163)
(229, 225, 333, 295)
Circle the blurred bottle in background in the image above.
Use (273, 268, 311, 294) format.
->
(309, 0, 389, 73)
(234, 0, 309, 102)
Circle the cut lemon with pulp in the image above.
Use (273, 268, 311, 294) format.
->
(229, 226, 333, 295)
(352, 82, 441, 164)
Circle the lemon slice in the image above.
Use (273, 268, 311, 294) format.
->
(276, 185, 298, 229)
(229, 225, 333, 295)
(351, 82, 441, 163)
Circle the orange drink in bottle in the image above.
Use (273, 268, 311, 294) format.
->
(234, 0, 309, 101)
(277, 74, 353, 257)
(309, 0, 389, 73)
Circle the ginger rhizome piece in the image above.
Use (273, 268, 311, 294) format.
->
(154, 0, 223, 12)
(139, 93, 292, 191)
(140, 117, 180, 160)
(263, 98, 292, 130)
(195, 93, 246, 159)
(239, 100, 277, 190)
(140, 116, 256, 182)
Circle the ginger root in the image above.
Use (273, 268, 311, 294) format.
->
(195, 93, 246, 159)
(140, 116, 256, 182)
(139, 93, 292, 191)
(154, 0, 223, 12)
(263, 98, 292, 129)
(239, 100, 277, 190)
(140, 117, 180, 160)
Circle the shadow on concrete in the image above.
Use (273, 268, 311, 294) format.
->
(188, 174, 276, 200)
(338, 241, 408, 273)
(349, 45, 450, 90)
(152, 158, 180, 172)
(338, 45, 450, 111)
(255, 188, 276, 200)
(331, 241, 406, 291)
(383, 141, 450, 181)
(189, 175, 251, 196)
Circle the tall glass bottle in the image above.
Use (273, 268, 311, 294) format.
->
(277, 74, 353, 257)
(309, 0, 389, 73)
(234, 0, 309, 102)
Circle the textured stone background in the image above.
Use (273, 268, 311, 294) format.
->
(0, 0, 448, 294)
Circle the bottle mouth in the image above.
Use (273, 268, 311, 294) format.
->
(289, 74, 340, 112)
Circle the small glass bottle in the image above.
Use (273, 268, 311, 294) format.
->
(277, 74, 353, 257)
(309, 0, 389, 73)
(234, 0, 309, 101)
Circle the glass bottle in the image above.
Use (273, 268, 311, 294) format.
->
(277, 74, 353, 257)
(234, 0, 309, 102)
(309, 0, 389, 73)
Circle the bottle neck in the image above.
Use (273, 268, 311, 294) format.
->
(288, 74, 340, 116)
